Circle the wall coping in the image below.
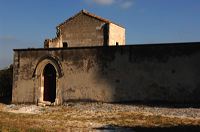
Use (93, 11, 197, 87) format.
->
(13, 42, 200, 52)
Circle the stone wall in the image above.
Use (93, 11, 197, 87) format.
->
(57, 13, 108, 47)
(12, 42, 200, 104)
(44, 11, 125, 48)
(44, 37, 62, 48)
(109, 23, 125, 45)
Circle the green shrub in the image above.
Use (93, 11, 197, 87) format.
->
(0, 65, 13, 103)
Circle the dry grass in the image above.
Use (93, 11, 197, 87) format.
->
(0, 103, 200, 131)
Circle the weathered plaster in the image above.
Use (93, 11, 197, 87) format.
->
(12, 42, 200, 104)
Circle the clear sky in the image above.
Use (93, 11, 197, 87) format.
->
(0, 0, 200, 69)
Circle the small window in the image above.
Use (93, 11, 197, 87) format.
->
(63, 42, 68, 48)
(116, 42, 119, 46)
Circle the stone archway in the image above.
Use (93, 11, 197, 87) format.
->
(33, 56, 63, 105)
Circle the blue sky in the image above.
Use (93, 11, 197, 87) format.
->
(0, 0, 200, 69)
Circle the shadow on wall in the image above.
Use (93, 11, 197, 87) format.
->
(91, 44, 200, 105)
(0, 65, 13, 104)
(94, 125, 200, 132)
(61, 43, 200, 106)
(11, 42, 200, 106)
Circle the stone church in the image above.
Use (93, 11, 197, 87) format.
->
(44, 10, 125, 48)
(12, 10, 126, 105)
(12, 10, 200, 105)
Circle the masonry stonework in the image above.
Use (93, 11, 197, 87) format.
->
(12, 10, 200, 105)
(12, 43, 200, 104)
(109, 23, 125, 46)
(44, 10, 125, 48)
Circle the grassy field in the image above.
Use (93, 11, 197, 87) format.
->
(0, 103, 200, 131)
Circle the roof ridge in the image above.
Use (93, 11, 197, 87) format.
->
(81, 10, 111, 23)
(57, 10, 124, 28)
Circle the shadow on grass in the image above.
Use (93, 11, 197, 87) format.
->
(64, 100, 200, 108)
(94, 125, 200, 132)
(112, 101, 200, 108)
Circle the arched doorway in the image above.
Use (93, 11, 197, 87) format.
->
(34, 56, 63, 105)
(43, 63, 56, 103)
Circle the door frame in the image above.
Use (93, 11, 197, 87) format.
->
(33, 56, 63, 105)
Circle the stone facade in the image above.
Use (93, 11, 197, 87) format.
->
(108, 23, 125, 46)
(12, 42, 200, 105)
(12, 10, 200, 105)
(44, 10, 125, 48)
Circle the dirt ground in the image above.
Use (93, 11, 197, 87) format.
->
(0, 102, 200, 131)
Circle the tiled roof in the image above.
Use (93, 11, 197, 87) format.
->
(57, 10, 124, 28)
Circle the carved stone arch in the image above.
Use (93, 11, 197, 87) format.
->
(33, 55, 63, 78)
(33, 55, 63, 105)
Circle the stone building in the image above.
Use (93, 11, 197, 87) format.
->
(12, 10, 200, 105)
(44, 10, 125, 48)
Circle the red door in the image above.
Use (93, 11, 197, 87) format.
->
(43, 64, 56, 103)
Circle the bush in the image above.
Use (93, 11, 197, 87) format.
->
(0, 65, 13, 103)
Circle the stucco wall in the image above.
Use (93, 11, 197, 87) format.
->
(12, 42, 200, 104)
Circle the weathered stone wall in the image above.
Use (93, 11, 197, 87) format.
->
(12, 51, 36, 103)
(59, 13, 108, 47)
(45, 11, 126, 48)
(109, 23, 125, 45)
(12, 42, 200, 104)
(44, 37, 62, 48)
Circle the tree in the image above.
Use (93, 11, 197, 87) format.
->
(0, 65, 13, 103)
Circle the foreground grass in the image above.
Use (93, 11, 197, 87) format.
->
(0, 104, 200, 131)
